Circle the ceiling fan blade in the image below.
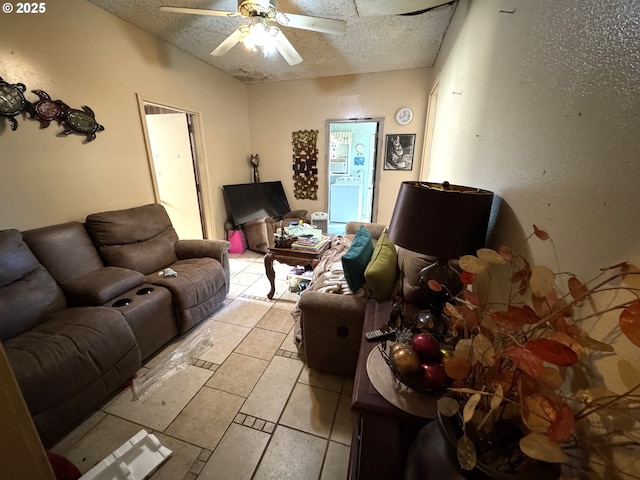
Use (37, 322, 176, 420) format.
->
(210, 27, 246, 56)
(278, 13, 346, 35)
(354, 0, 453, 16)
(273, 30, 303, 65)
(159, 6, 239, 18)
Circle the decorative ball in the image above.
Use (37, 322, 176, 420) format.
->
(410, 333, 442, 364)
(390, 342, 410, 355)
(389, 345, 421, 379)
(416, 363, 450, 390)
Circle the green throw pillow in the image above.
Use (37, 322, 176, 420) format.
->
(364, 231, 399, 300)
(341, 226, 374, 292)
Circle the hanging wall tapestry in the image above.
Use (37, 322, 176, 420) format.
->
(292, 129, 318, 200)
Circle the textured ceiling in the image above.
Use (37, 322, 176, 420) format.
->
(87, 0, 457, 83)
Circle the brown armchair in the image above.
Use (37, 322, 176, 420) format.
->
(243, 209, 309, 253)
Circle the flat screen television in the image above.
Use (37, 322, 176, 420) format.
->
(222, 181, 291, 226)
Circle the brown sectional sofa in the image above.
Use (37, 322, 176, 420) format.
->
(0, 203, 230, 447)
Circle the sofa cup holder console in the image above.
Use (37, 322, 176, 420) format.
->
(112, 298, 133, 308)
(112, 288, 155, 307)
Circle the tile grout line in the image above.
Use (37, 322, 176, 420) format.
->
(188, 301, 296, 480)
(247, 362, 305, 480)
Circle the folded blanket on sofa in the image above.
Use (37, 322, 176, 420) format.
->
(312, 261, 351, 294)
(329, 263, 344, 274)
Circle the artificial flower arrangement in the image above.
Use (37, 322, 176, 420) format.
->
(433, 226, 640, 478)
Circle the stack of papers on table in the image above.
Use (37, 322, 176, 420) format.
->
(291, 235, 330, 252)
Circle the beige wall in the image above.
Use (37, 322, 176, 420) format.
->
(428, 0, 640, 427)
(428, 0, 640, 276)
(0, 0, 250, 239)
(0, 0, 429, 236)
(246, 69, 432, 224)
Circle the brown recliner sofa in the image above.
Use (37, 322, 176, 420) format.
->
(0, 229, 141, 447)
(85, 203, 230, 334)
(0, 203, 230, 447)
(294, 222, 431, 376)
(23, 220, 178, 361)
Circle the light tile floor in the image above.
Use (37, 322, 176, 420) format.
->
(51, 249, 354, 480)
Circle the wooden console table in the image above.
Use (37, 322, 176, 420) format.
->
(264, 242, 330, 299)
(348, 300, 435, 480)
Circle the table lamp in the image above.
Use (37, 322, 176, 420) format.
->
(387, 181, 494, 314)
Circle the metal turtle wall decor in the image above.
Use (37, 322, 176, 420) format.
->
(0, 76, 31, 130)
(30, 89, 65, 128)
(0, 74, 105, 142)
(55, 101, 104, 142)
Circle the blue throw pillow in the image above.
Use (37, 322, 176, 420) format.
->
(342, 226, 374, 292)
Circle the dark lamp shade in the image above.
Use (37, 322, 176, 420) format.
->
(387, 181, 494, 260)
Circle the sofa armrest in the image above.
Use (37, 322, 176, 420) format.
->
(298, 290, 368, 320)
(298, 291, 368, 375)
(345, 222, 387, 242)
(175, 239, 231, 295)
(61, 267, 145, 306)
(175, 239, 230, 263)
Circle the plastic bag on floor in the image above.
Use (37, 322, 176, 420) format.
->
(131, 323, 215, 402)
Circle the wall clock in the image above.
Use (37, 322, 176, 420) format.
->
(395, 107, 413, 126)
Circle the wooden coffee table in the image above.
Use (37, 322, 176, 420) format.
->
(264, 242, 330, 299)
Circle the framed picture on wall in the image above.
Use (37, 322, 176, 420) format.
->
(384, 134, 416, 171)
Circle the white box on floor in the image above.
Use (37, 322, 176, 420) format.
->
(79, 430, 172, 480)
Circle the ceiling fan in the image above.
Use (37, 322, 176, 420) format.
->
(159, 0, 347, 65)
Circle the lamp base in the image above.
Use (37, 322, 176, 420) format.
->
(417, 259, 463, 314)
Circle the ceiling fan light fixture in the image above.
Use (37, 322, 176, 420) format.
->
(242, 19, 278, 56)
(161, 0, 345, 65)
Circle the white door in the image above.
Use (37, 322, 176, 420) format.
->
(327, 120, 380, 233)
(145, 113, 204, 239)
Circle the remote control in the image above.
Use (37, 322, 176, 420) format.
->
(364, 325, 397, 342)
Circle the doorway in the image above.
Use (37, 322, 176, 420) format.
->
(326, 119, 382, 235)
(420, 81, 439, 181)
(138, 97, 212, 240)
